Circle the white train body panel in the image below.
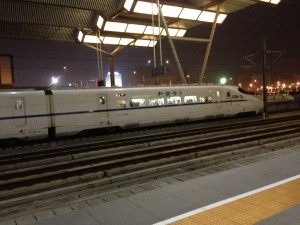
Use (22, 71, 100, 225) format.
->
(0, 85, 263, 140)
(0, 90, 49, 140)
(51, 89, 110, 136)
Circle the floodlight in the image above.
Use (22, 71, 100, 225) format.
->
(179, 8, 202, 20)
(104, 21, 128, 32)
(52, 77, 59, 84)
(220, 77, 227, 85)
(161, 5, 183, 18)
(124, 0, 134, 11)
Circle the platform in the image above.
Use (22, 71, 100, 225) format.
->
(0, 144, 299, 225)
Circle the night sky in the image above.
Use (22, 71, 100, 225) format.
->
(0, 0, 299, 88)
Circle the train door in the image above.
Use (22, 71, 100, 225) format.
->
(97, 94, 109, 125)
(12, 98, 26, 126)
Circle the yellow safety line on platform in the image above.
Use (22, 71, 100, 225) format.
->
(154, 175, 300, 225)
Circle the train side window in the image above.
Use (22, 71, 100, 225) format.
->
(227, 92, 231, 97)
(117, 100, 126, 108)
(199, 96, 211, 103)
(167, 96, 181, 105)
(130, 98, 146, 107)
(184, 96, 197, 104)
(99, 96, 105, 104)
(15, 99, 23, 110)
(149, 98, 164, 106)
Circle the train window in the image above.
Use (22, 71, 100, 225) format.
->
(99, 96, 105, 104)
(199, 96, 212, 103)
(117, 100, 126, 108)
(227, 92, 231, 97)
(130, 98, 146, 107)
(184, 96, 197, 104)
(149, 98, 164, 106)
(15, 99, 23, 110)
(167, 96, 181, 105)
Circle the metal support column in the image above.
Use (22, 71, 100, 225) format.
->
(262, 36, 268, 119)
(157, 2, 187, 84)
(109, 55, 115, 87)
(198, 3, 221, 84)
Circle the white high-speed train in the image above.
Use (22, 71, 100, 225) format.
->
(0, 85, 263, 141)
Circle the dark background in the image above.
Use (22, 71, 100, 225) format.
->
(0, 0, 299, 88)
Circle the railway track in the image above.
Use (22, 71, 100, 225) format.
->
(1, 113, 300, 218)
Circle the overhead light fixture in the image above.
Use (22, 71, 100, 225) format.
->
(161, 5, 183, 17)
(270, 0, 281, 4)
(83, 35, 100, 43)
(134, 1, 159, 15)
(124, 0, 134, 11)
(119, 38, 134, 45)
(259, 0, 281, 4)
(97, 15, 105, 29)
(77, 31, 84, 42)
(179, 8, 202, 20)
(217, 14, 227, 23)
(198, 11, 227, 23)
(104, 21, 128, 32)
(149, 40, 157, 47)
(126, 24, 146, 34)
(134, 39, 151, 47)
(103, 37, 120, 45)
(176, 29, 187, 37)
(80, 33, 156, 47)
(144, 26, 163, 35)
(161, 28, 179, 36)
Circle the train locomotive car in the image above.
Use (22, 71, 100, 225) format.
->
(0, 85, 263, 141)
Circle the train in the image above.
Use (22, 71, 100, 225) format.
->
(0, 85, 263, 141)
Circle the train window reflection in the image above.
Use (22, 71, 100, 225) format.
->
(149, 98, 164, 106)
(117, 100, 126, 108)
(130, 98, 146, 107)
(184, 96, 197, 103)
(199, 96, 212, 103)
(167, 96, 181, 105)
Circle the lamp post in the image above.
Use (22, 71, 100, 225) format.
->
(64, 66, 67, 86)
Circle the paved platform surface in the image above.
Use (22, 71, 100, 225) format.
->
(1, 145, 299, 225)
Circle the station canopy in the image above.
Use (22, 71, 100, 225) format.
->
(0, 0, 281, 46)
